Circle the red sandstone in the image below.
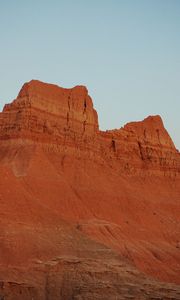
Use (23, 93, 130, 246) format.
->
(0, 80, 179, 299)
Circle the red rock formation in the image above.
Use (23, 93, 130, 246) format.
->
(1, 80, 98, 141)
(98, 114, 179, 177)
(0, 80, 180, 299)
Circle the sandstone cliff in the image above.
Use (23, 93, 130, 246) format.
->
(1, 80, 98, 140)
(0, 80, 179, 176)
(0, 80, 179, 299)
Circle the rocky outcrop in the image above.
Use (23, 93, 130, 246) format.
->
(0, 80, 180, 299)
(99, 115, 179, 176)
(1, 257, 180, 300)
(0, 80, 179, 177)
(0, 80, 98, 142)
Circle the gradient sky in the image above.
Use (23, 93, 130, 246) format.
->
(0, 0, 180, 149)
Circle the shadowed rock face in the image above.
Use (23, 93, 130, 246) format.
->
(0, 80, 180, 299)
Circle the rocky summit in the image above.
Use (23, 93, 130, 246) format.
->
(0, 80, 180, 299)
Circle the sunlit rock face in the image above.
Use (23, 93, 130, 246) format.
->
(1, 80, 98, 140)
(0, 80, 179, 299)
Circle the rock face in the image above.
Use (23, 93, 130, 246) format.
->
(1, 80, 98, 141)
(0, 80, 180, 299)
(1, 80, 179, 176)
(98, 114, 179, 177)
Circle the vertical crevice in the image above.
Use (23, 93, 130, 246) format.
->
(67, 96, 70, 111)
(111, 139, 116, 152)
(156, 129, 161, 144)
(67, 94, 71, 127)
(67, 112, 69, 126)
(83, 99, 87, 114)
(138, 141, 144, 160)
(83, 98, 87, 134)
(144, 129, 147, 139)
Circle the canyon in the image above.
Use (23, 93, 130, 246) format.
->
(0, 80, 179, 299)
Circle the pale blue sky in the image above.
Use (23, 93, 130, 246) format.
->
(0, 0, 179, 149)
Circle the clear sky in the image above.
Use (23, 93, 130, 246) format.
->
(0, 0, 180, 149)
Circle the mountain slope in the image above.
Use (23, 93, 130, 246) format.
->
(0, 80, 180, 299)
